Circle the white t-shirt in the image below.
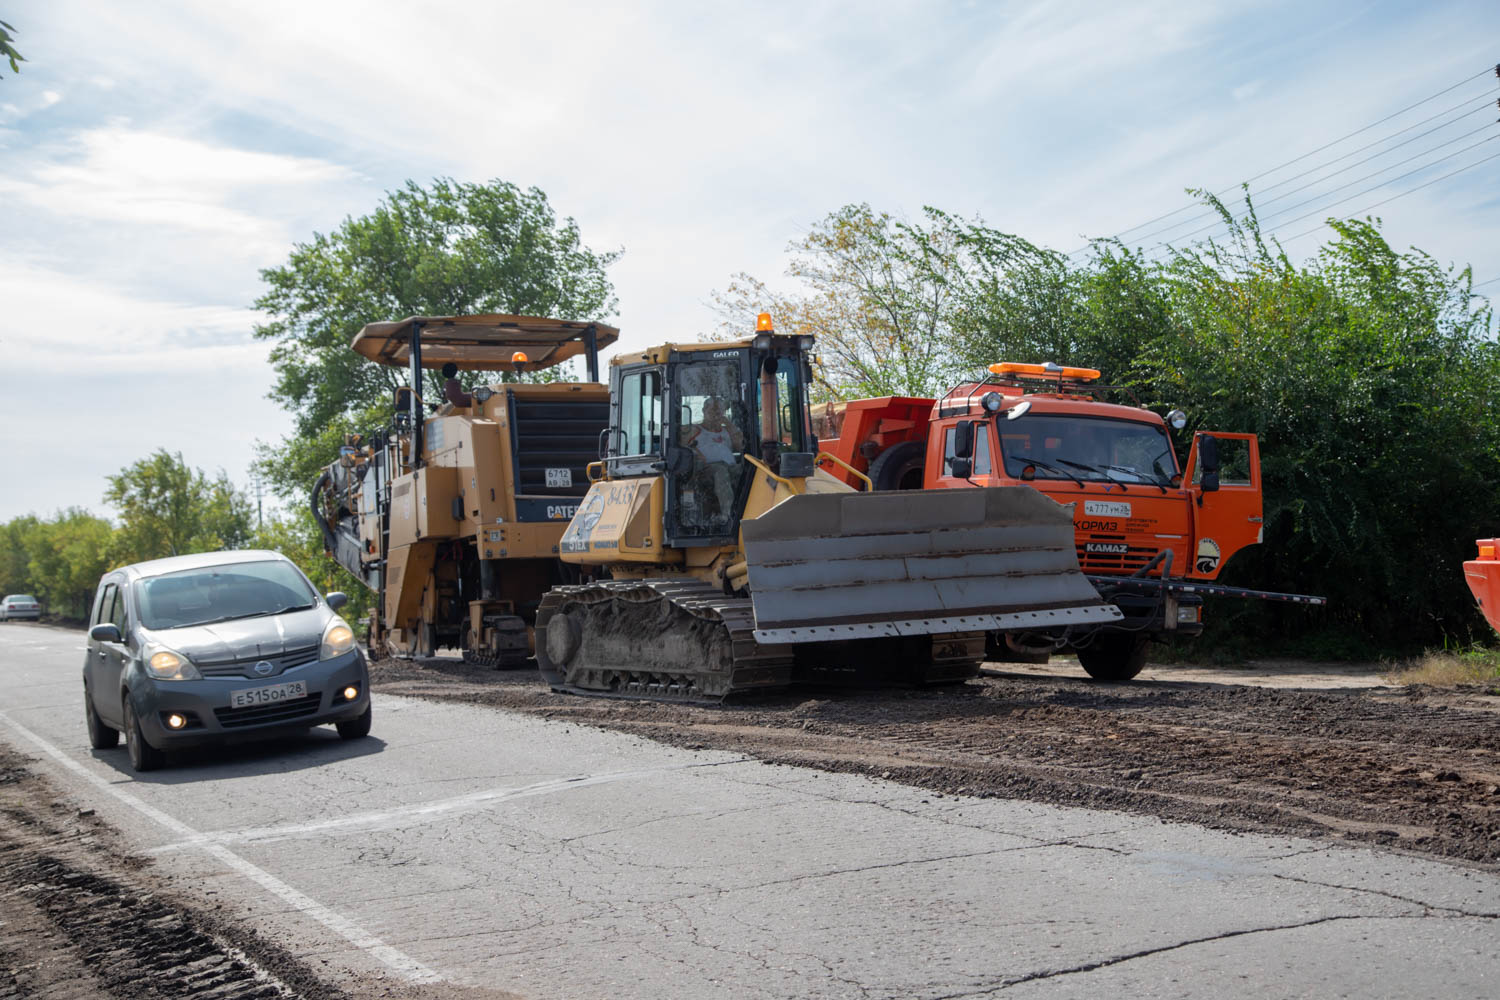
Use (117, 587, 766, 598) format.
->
(693, 426, 735, 463)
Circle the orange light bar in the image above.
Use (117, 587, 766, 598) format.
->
(755, 312, 774, 332)
(1482, 544, 1497, 560)
(512, 351, 530, 365)
(989, 361, 1101, 381)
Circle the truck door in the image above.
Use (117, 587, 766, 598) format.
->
(1183, 432, 1263, 579)
(931, 420, 993, 488)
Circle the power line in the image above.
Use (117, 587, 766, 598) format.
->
(1158, 132, 1499, 250)
(1277, 148, 1500, 244)
(1113, 92, 1498, 250)
(1071, 63, 1499, 255)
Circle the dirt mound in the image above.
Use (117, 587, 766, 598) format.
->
(0, 746, 348, 1000)
(370, 655, 1500, 867)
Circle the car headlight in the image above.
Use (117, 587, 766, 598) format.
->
(321, 618, 355, 660)
(145, 648, 202, 681)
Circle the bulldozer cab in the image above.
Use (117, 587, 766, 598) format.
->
(606, 333, 814, 545)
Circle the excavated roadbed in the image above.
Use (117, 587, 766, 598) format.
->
(371, 655, 1500, 868)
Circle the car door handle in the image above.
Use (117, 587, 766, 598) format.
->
(97, 649, 107, 659)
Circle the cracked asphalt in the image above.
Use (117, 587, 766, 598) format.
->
(2, 622, 1498, 999)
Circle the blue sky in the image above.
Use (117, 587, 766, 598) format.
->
(2, 0, 1497, 520)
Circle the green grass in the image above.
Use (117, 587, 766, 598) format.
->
(1384, 643, 1500, 687)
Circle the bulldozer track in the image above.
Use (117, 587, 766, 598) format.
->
(535, 579, 989, 703)
(536, 579, 794, 702)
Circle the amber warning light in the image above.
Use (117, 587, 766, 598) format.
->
(755, 313, 774, 332)
(990, 361, 1101, 381)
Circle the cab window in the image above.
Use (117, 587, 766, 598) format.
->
(617, 369, 663, 458)
(942, 422, 991, 476)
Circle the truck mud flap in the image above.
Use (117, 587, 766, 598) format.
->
(742, 487, 1122, 643)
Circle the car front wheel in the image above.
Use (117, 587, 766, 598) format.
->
(123, 699, 165, 772)
(336, 703, 372, 740)
(85, 690, 119, 749)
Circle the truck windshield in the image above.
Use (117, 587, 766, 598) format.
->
(136, 561, 318, 630)
(998, 415, 1176, 485)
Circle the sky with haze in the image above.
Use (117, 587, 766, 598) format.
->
(2, 0, 1497, 521)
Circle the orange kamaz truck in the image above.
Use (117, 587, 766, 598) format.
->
(1465, 539, 1500, 634)
(816, 362, 1324, 679)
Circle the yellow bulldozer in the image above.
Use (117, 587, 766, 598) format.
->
(313, 314, 615, 663)
(537, 315, 1123, 701)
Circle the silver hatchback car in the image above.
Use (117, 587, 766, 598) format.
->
(83, 550, 372, 772)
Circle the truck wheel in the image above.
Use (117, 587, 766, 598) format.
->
(867, 441, 927, 491)
(1075, 633, 1150, 682)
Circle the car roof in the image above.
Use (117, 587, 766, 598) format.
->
(116, 550, 296, 582)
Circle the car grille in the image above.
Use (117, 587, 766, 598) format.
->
(197, 645, 319, 679)
(1075, 541, 1165, 573)
(213, 693, 322, 729)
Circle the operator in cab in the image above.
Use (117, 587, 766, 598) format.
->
(682, 396, 745, 516)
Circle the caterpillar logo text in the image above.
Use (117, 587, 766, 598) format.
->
(548, 504, 580, 520)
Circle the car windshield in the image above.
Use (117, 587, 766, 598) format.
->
(135, 561, 317, 630)
(6, 595, 36, 603)
(998, 414, 1177, 484)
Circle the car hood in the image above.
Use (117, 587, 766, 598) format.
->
(143, 608, 329, 665)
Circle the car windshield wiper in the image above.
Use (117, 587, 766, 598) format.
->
(172, 610, 274, 628)
(273, 603, 316, 615)
(1016, 458, 1086, 488)
(1105, 463, 1171, 493)
(1056, 458, 1128, 491)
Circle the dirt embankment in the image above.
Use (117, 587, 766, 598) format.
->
(370, 656, 1500, 868)
(0, 746, 350, 1000)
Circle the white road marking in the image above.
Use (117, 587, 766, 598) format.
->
(0, 709, 443, 985)
(147, 758, 750, 852)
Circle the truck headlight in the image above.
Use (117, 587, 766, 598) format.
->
(1177, 605, 1202, 624)
(146, 648, 202, 681)
(321, 619, 355, 660)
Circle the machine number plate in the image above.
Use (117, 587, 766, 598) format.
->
(545, 467, 573, 488)
(1084, 500, 1131, 517)
(229, 680, 307, 709)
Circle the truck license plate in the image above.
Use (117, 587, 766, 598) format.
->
(229, 680, 307, 709)
(1084, 500, 1131, 517)
(545, 467, 573, 488)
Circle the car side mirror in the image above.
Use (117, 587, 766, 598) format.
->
(326, 592, 348, 610)
(90, 623, 122, 643)
(949, 457, 973, 480)
(953, 421, 974, 459)
(1198, 435, 1220, 493)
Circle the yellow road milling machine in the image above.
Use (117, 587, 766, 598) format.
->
(537, 314, 1124, 701)
(312, 314, 615, 663)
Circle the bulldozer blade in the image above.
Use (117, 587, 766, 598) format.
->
(741, 487, 1123, 644)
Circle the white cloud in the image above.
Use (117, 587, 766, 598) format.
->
(0, 126, 356, 249)
(39, 90, 61, 107)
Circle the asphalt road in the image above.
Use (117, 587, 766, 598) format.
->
(2, 622, 1497, 999)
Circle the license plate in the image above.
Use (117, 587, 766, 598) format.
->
(1084, 500, 1131, 517)
(545, 467, 573, 488)
(229, 680, 307, 709)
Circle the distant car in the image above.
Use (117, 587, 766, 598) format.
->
(0, 594, 41, 621)
(82, 550, 372, 772)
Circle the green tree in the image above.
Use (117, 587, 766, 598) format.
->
(104, 450, 253, 561)
(713, 204, 963, 399)
(1, 19, 23, 78)
(253, 177, 620, 497)
(23, 510, 113, 618)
